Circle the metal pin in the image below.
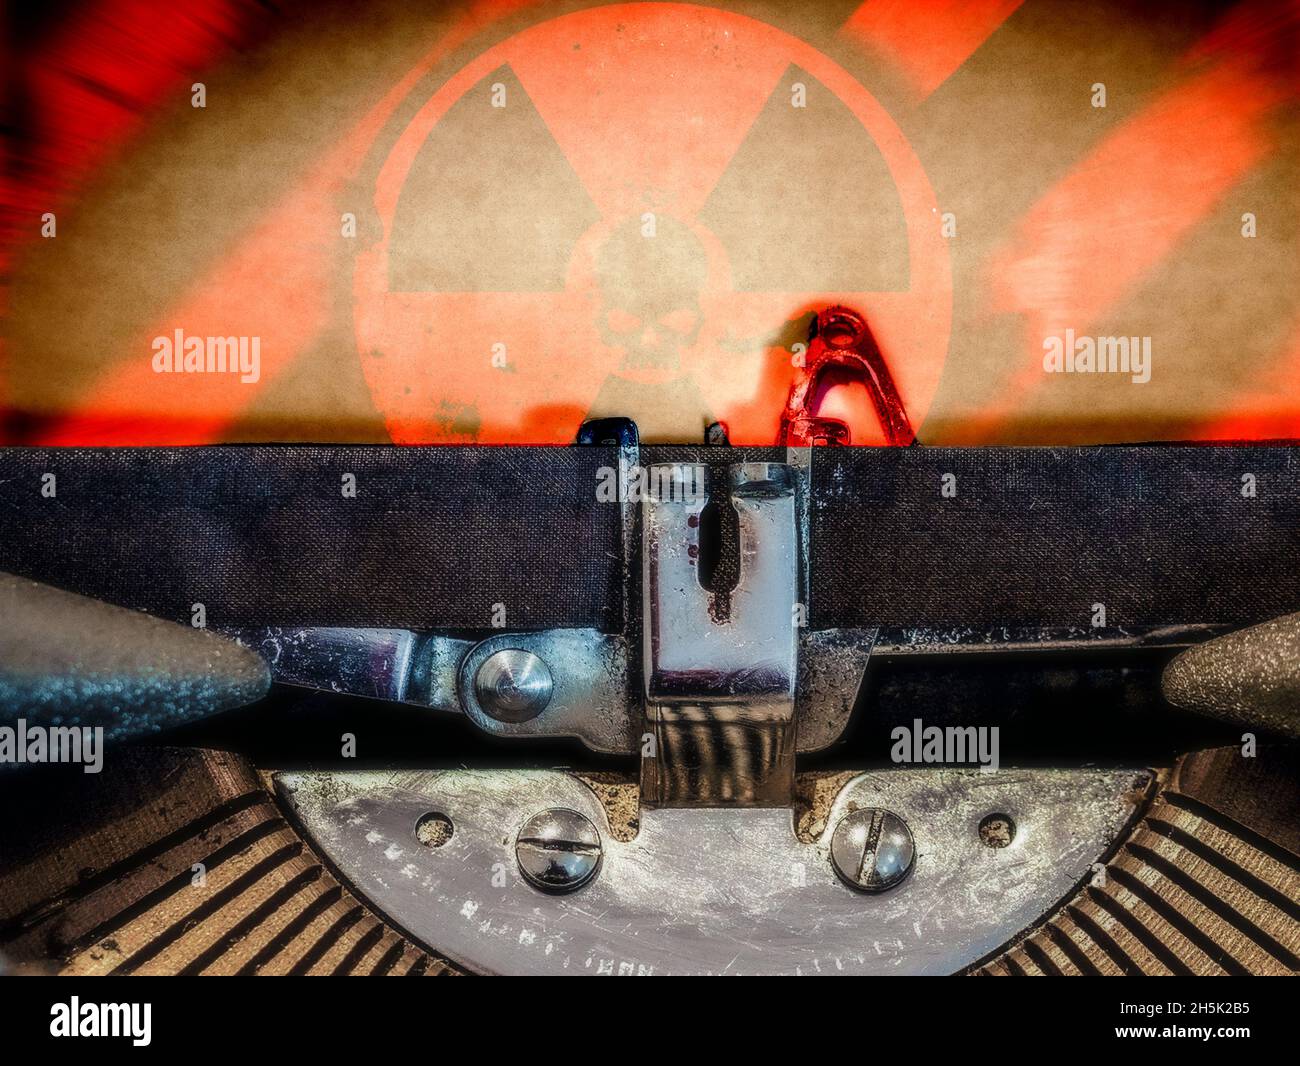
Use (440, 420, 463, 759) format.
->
(475, 649, 553, 723)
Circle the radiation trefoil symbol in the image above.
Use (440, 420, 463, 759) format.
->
(354, 2, 952, 444)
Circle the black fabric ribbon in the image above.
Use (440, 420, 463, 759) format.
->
(1, 445, 1296, 632)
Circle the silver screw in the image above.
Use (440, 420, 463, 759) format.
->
(515, 808, 602, 894)
(830, 808, 914, 892)
(475, 649, 552, 723)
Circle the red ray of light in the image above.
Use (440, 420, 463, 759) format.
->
(971, 56, 1284, 440)
(35, 0, 535, 445)
(506, 3, 790, 219)
(839, 0, 1027, 102)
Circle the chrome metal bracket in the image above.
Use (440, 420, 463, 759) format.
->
(227, 448, 873, 771)
(641, 461, 799, 806)
(255, 440, 1159, 973)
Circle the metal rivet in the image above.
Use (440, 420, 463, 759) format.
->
(515, 808, 602, 894)
(475, 649, 552, 723)
(830, 808, 914, 893)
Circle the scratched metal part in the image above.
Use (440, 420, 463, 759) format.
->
(1163, 611, 1300, 739)
(873, 623, 1225, 656)
(0, 574, 269, 739)
(227, 626, 455, 703)
(796, 628, 876, 752)
(277, 766, 1149, 975)
(230, 624, 871, 755)
(457, 630, 633, 753)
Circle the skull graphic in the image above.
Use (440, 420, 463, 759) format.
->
(595, 216, 709, 374)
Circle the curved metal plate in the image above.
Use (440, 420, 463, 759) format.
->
(457, 630, 634, 753)
(277, 766, 1149, 975)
